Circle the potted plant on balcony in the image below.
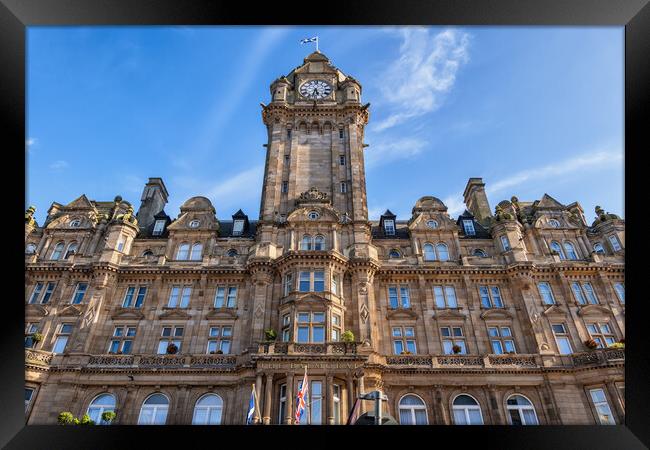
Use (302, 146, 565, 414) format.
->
(341, 330, 355, 343)
(101, 411, 116, 425)
(584, 339, 598, 350)
(166, 343, 178, 354)
(216, 350, 224, 354)
(31, 332, 43, 346)
(79, 414, 95, 425)
(452, 344, 462, 354)
(264, 329, 277, 341)
(57, 411, 75, 425)
(400, 350, 412, 355)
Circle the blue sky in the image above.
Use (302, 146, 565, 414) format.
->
(27, 26, 624, 225)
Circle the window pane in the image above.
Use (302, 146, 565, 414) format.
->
(312, 326, 325, 343)
(433, 286, 445, 308)
(479, 286, 491, 308)
(406, 341, 417, 353)
(414, 409, 428, 425)
(571, 283, 586, 304)
(392, 327, 402, 337)
(226, 287, 237, 307)
(440, 327, 450, 337)
(214, 287, 225, 308)
(299, 272, 310, 292)
(394, 341, 404, 354)
(297, 327, 309, 343)
(313, 271, 325, 292)
(443, 341, 453, 354)
(388, 287, 399, 309)
(157, 341, 168, 354)
(445, 286, 457, 307)
(404, 327, 415, 337)
(312, 312, 325, 323)
(122, 340, 133, 354)
(504, 340, 516, 353)
(53, 336, 68, 353)
(492, 340, 504, 354)
(221, 341, 231, 354)
(468, 409, 483, 425)
(490, 287, 503, 307)
(453, 409, 467, 425)
(556, 337, 573, 355)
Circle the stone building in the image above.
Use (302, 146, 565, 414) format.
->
(24, 51, 625, 426)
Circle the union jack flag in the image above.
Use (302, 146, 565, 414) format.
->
(294, 366, 309, 424)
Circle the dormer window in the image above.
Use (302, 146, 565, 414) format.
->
(152, 220, 165, 236)
(189, 219, 200, 228)
(232, 220, 245, 236)
(384, 219, 395, 236)
(593, 243, 605, 254)
(548, 219, 561, 228)
(69, 219, 81, 228)
(462, 220, 476, 236)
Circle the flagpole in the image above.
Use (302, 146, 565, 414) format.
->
(316, 36, 319, 52)
(305, 365, 310, 425)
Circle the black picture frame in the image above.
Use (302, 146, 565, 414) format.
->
(1, 0, 648, 448)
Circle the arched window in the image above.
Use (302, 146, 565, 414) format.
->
(593, 243, 605, 254)
(548, 219, 560, 228)
(506, 395, 539, 425)
(190, 243, 203, 260)
(64, 241, 78, 259)
(51, 242, 65, 260)
(142, 249, 154, 257)
(550, 241, 565, 260)
(226, 249, 238, 257)
(138, 393, 169, 425)
(69, 219, 81, 228)
(563, 242, 578, 260)
(473, 249, 487, 258)
(25, 243, 37, 254)
(436, 243, 449, 261)
(176, 243, 190, 260)
(300, 235, 312, 250)
(398, 394, 428, 425)
(188, 219, 200, 228)
(86, 393, 116, 425)
(314, 235, 325, 251)
(452, 394, 484, 425)
(192, 394, 223, 425)
(388, 249, 401, 259)
(426, 220, 438, 229)
(423, 243, 436, 261)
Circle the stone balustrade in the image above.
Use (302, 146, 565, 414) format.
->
(256, 341, 359, 355)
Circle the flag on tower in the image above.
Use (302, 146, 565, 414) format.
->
(294, 366, 309, 424)
(299, 36, 319, 51)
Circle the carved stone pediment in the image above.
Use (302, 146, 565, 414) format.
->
(295, 187, 330, 206)
(387, 308, 418, 319)
(480, 309, 514, 320)
(58, 304, 83, 317)
(293, 293, 331, 305)
(577, 304, 613, 317)
(111, 307, 145, 320)
(159, 308, 191, 320)
(26, 303, 49, 317)
(542, 304, 567, 317)
(433, 309, 467, 321)
(205, 308, 239, 320)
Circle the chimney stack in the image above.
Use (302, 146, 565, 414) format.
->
(136, 177, 169, 230)
(463, 178, 492, 225)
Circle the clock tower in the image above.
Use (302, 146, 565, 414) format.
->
(258, 51, 369, 226)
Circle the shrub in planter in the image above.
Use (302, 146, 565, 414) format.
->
(452, 345, 462, 354)
(57, 411, 75, 425)
(79, 414, 95, 425)
(216, 350, 224, 354)
(101, 411, 116, 424)
(31, 332, 44, 344)
(584, 339, 598, 350)
(400, 350, 412, 355)
(608, 342, 625, 349)
(341, 330, 355, 343)
(264, 329, 277, 341)
(619, 338, 625, 344)
(166, 343, 178, 354)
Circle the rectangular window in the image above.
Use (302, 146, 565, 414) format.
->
(433, 286, 457, 308)
(392, 326, 416, 354)
(537, 282, 555, 305)
(25, 323, 39, 348)
(232, 220, 244, 236)
(152, 220, 165, 236)
(331, 275, 338, 295)
(332, 314, 341, 341)
(52, 323, 73, 353)
(158, 326, 183, 354)
(333, 385, 341, 425)
(571, 282, 598, 305)
(463, 220, 476, 236)
(340, 182, 347, 193)
(70, 282, 88, 304)
(313, 271, 325, 292)
(279, 384, 287, 424)
(586, 323, 616, 348)
(226, 287, 237, 307)
(282, 314, 291, 342)
(296, 313, 325, 343)
(589, 388, 616, 425)
(552, 323, 573, 355)
(28, 283, 43, 304)
(287, 129, 292, 139)
(122, 286, 136, 307)
(500, 235, 511, 251)
(299, 271, 310, 292)
(108, 326, 136, 354)
(284, 273, 293, 296)
(388, 287, 399, 309)
(168, 285, 192, 308)
(479, 286, 504, 308)
(384, 219, 395, 236)
(207, 326, 233, 354)
(608, 235, 622, 252)
(281, 181, 288, 193)
(339, 128, 344, 139)
(41, 282, 56, 304)
(134, 286, 147, 308)
(339, 155, 346, 165)
(25, 388, 35, 413)
(388, 285, 411, 309)
(613, 283, 624, 303)
(299, 381, 322, 425)
(441, 326, 466, 354)
(488, 326, 516, 354)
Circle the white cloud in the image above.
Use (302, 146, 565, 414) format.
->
(373, 27, 470, 132)
(365, 137, 428, 167)
(120, 174, 145, 194)
(49, 160, 69, 171)
(442, 194, 467, 218)
(26, 137, 37, 147)
(206, 166, 264, 205)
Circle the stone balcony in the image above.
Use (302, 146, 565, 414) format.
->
(256, 341, 360, 356)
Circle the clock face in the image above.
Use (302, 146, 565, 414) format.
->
(299, 80, 332, 100)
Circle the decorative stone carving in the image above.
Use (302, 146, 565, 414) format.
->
(295, 187, 330, 205)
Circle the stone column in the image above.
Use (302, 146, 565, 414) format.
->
(486, 385, 504, 424)
(433, 385, 448, 425)
(262, 373, 274, 425)
(326, 375, 334, 425)
(347, 374, 355, 412)
(284, 373, 294, 424)
(255, 373, 263, 424)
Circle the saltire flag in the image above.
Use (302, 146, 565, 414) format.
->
(294, 366, 309, 424)
(299, 37, 318, 44)
(346, 397, 362, 425)
(246, 384, 257, 424)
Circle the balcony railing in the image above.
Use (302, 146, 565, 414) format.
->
(256, 342, 359, 355)
(25, 348, 54, 366)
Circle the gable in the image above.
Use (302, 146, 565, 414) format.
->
(536, 194, 565, 210)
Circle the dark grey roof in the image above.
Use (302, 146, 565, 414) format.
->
(371, 220, 410, 239)
(137, 210, 172, 238)
(219, 220, 258, 238)
(457, 211, 491, 239)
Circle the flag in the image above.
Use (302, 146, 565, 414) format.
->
(346, 397, 362, 425)
(300, 37, 318, 44)
(294, 366, 309, 424)
(246, 384, 256, 424)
